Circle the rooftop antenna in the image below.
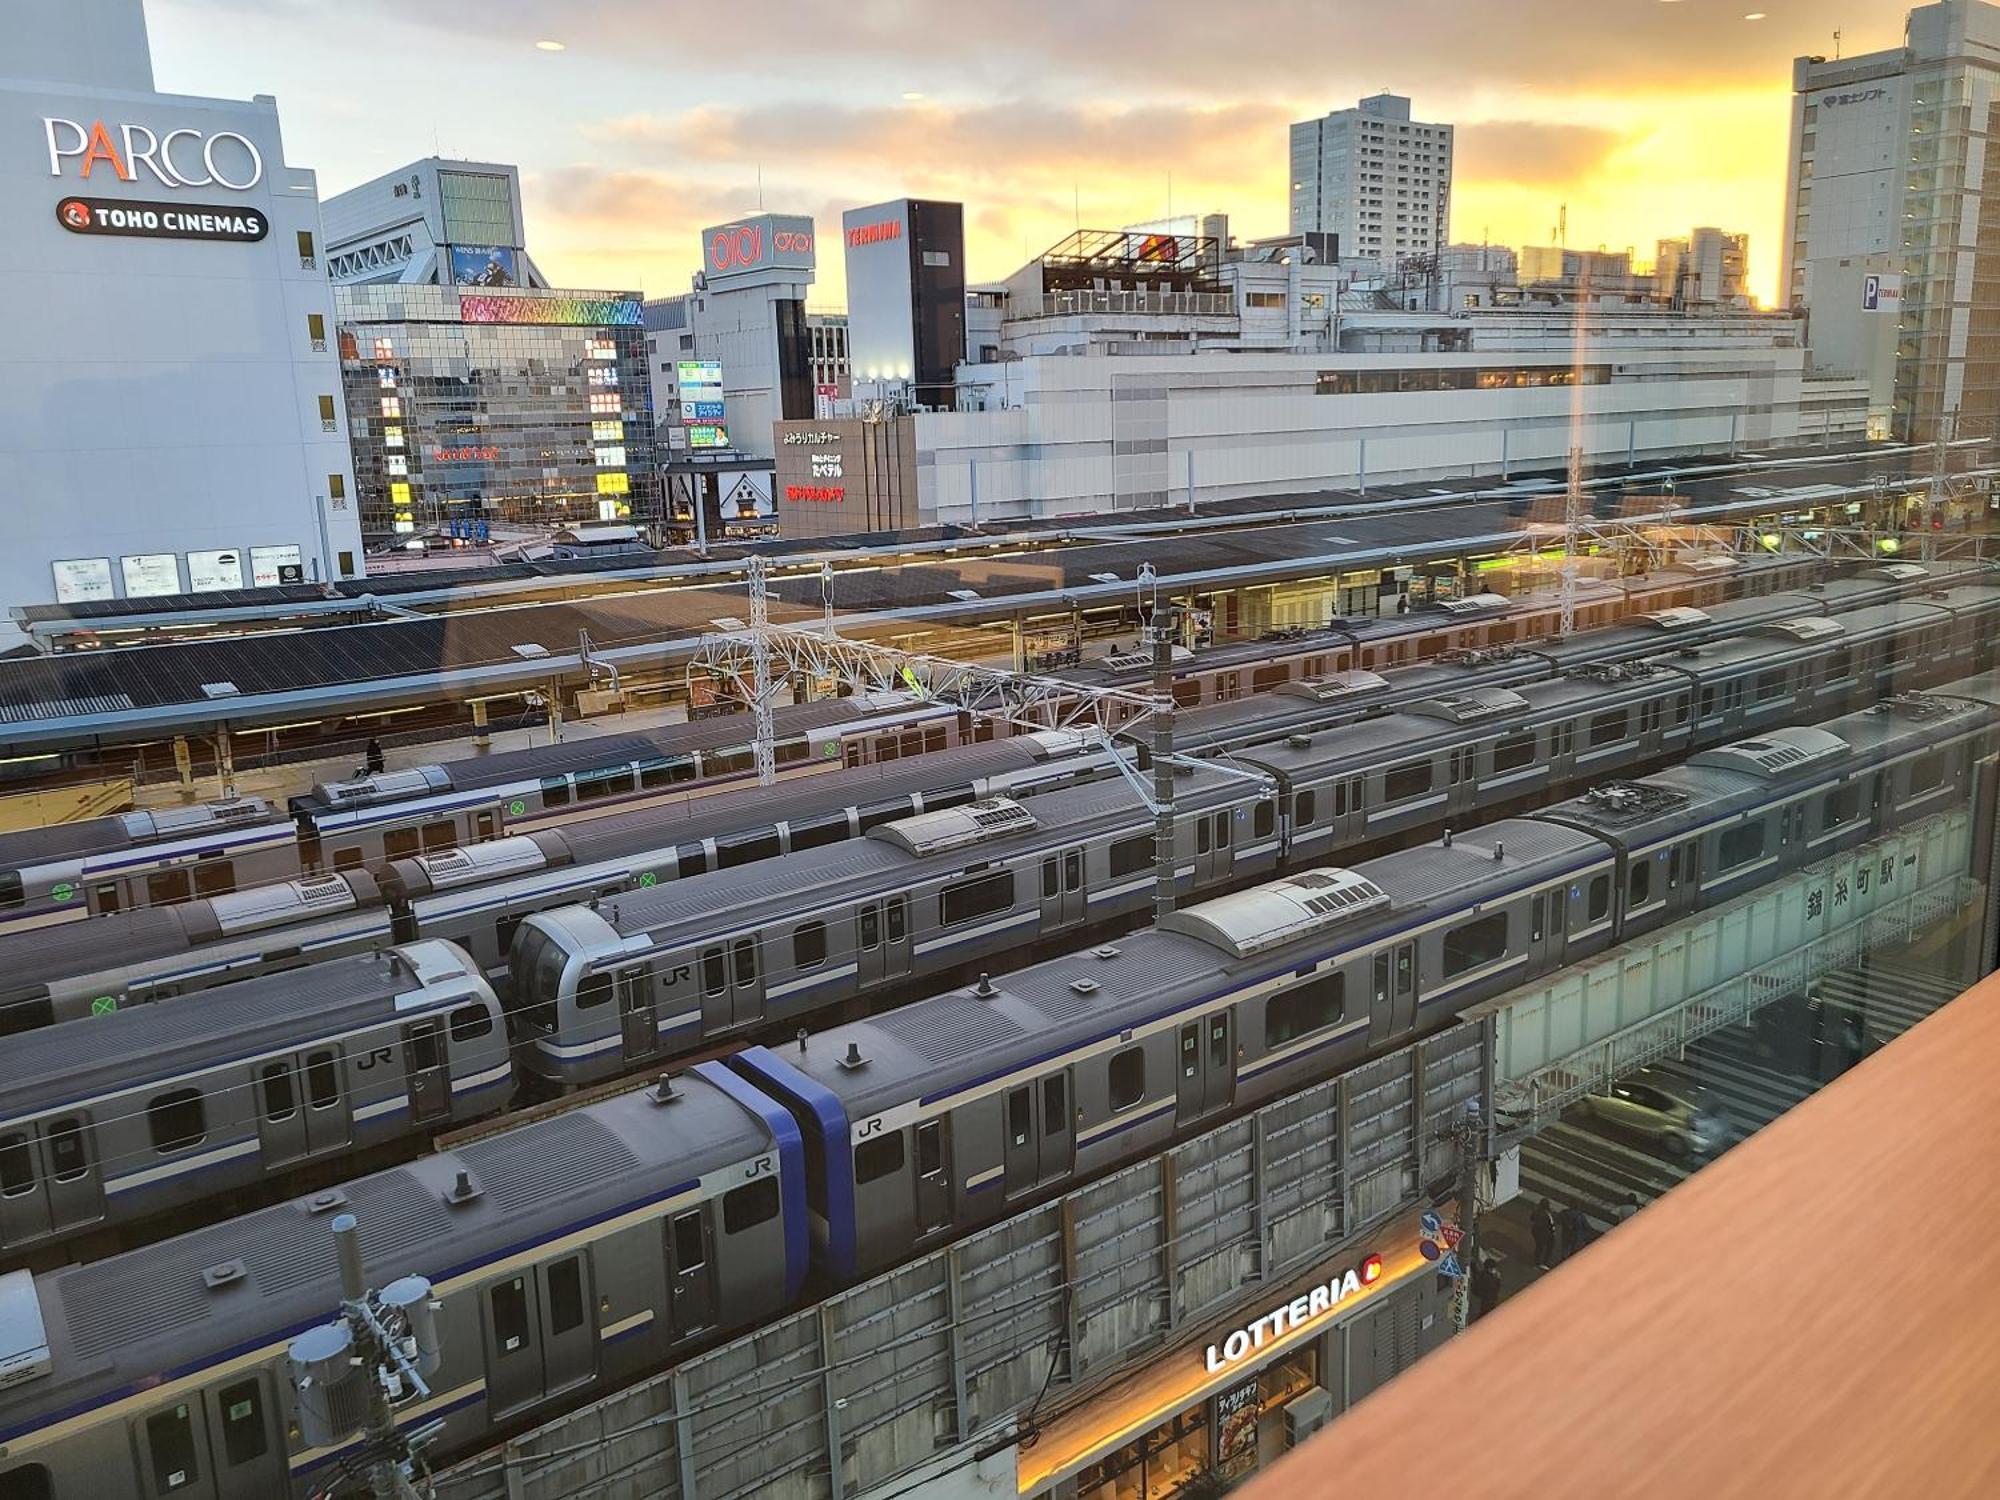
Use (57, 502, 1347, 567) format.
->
(757, 163, 764, 210)
(1834, 27, 1843, 59)
(1559, 203, 1568, 247)
(1074, 180, 1081, 234)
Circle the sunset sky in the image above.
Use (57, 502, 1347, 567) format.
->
(149, 0, 1900, 309)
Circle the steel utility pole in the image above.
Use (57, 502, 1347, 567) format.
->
(1149, 604, 1179, 926)
(1559, 443, 1586, 637)
(747, 554, 777, 786)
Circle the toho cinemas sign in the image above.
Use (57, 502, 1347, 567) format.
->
(42, 117, 265, 191)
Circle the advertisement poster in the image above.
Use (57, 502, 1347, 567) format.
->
(450, 245, 519, 287)
(51, 557, 113, 604)
(187, 548, 246, 593)
(1212, 1374, 1262, 1481)
(250, 544, 304, 588)
(121, 554, 180, 598)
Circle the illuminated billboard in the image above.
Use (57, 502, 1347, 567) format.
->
(450, 245, 519, 287)
(700, 214, 816, 286)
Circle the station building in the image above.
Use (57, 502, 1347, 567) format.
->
(0, 0, 362, 631)
(321, 159, 657, 539)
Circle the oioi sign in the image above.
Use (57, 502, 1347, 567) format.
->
(43, 117, 265, 191)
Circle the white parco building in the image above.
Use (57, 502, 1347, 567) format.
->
(0, 0, 361, 631)
(1289, 93, 1452, 269)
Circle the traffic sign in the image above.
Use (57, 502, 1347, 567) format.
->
(1420, 1211, 1442, 1237)
(1438, 1252, 1463, 1279)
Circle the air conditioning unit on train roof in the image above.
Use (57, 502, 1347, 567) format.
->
(1690, 725, 1848, 779)
(1406, 686, 1530, 724)
(870, 797, 1039, 856)
(1277, 669, 1390, 702)
(1162, 868, 1391, 958)
(1757, 616, 1845, 643)
(1432, 592, 1511, 615)
(119, 797, 275, 839)
(1636, 606, 1710, 630)
(310, 765, 454, 806)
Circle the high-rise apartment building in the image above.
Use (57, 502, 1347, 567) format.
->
(1289, 93, 1452, 268)
(1785, 0, 2000, 438)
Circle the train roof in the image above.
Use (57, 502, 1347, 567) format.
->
(775, 818, 1607, 1122)
(0, 942, 483, 1122)
(586, 767, 1252, 946)
(0, 1065, 774, 1430)
(0, 797, 281, 870)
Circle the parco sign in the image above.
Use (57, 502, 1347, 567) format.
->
(42, 118, 265, 191)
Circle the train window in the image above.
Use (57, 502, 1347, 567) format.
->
(383, 829, 421, 860)
(1908, 751, 1949, 795)
(1822, 784, 1863, 831)
(1674, 694, 1691, 724)
(899, 731, 925, 759)
(1587, 710, 1627, 748)
(146, 868, 192, 905)
(733, 938, 759, 985)
(451, 1004, 495, 1040)
(0, 994, 53, 1037)
(792, 817, 848, 852)
(47, 1118, 88, 1183)
(1007, 1090, 1030, 1148)
(1440, 912, 1508, 979)
(1042, 859, 1059, 899)
(640, 758, 689, 789)
(723, 1177, 780, 1234)
(702, 949, 727, 996)
(855, 1133, 905, 1184)
(1493, 734, 1535, 773)
(859, 908, 880, 950)
(1266, 971, 1345, 1045)
(1109, 835, 1154, 877)
(575, 972, 614, 1012)
(925, 726, 949, 753)
(421, 822, 456, 853)
(1254, 802, 1276, 840)
(795, 920, 827, 968)
(0, 874, 20, 912)
(0, 1135, 32, 1196)
(1698, 686, 1718, 718)
(939, 870, 1015, 928)
(541, 776, 572, 808)
(577, 769, 631, 802)
(671, 1210, 707, 1271)
(776, 739, 811, 766)
(1719, 823, 1767, 871)
(1044, 1074, 1068, 1135)
(916, 1119, 945, 1177)
(146, 1405, 200, 1492)
(1630, 859, 1654, 908)
(1294, 790, 1316, 826)
(306, 1051, 340, 1110)
(1173, 680, 1202, 709)
(972, 719, 998, 743)
(1755, 668, 1788, 702)
(1197, 821, 1211, 855)
(1587, 875, 1611, 923)
(495, 912, 526, 958)
(333, 846, 365, 872)
(147, 1089, 206, 1154)
(1826, 648, 1852, 682)
(1334, 782, 1346, 818)
(94, 882, 121, 913)
(217, 1379, 269, 1465)
(719, 830, 782, 868)
(0, 1464, 51, 1500)
(261, 1063, 297, 1122)
(1253, 665, 1288, 693)
(491, 1277, 531, 1352)
(1108, 1047, 1146, 1111)
(1383, 763, 1431, 801)
(547, 1259, 585, 1337)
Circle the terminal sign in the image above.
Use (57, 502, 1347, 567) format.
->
(57, 196, 267, 243)
(1202, 1252, 1383, 1374)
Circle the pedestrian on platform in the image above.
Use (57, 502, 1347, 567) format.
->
(1531, 1198, 1557, 1268)
(1471, 1255, 1503, 1321)
(1561, 1203, 1594, 1258)
(365, 737, 385, 775)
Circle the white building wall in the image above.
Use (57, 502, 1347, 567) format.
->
(922, 342, 1828, 524)
(0, 6, 360, 633)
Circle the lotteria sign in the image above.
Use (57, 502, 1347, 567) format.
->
(1202, 1252, 1383, 1374)
(43, 118, 265, 191)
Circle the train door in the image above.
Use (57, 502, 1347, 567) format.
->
(253, 1059, 309, 1168)
(856, 897, 913, 987)
(727, 937, 765, 1027)
(1039, 850, 1085, 934)
(1389, 941, 1417, 1033)
(301, 1047, 353, 1154)
(914, 1118, 952, 1234)
(400, 1019, 451, 1125)
(1002, 1071, 1075, 1196)
(667, 1205, 717, 1335)
(1175, 1013, 1236, 1127)
(1529, 887, 1568, 972)
(132, 1397, 219, 1499)
(484, 1272, 544, 1417)
(618, 964, 661, 1061)
(201, 1372, 284, 1500)
(1194, 810, 1233, 887)
(538, 1253, 598, 1396)
(0, 1115, 102, 1246)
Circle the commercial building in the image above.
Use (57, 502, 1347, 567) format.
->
(1655, 227, 1751, 307)
(680, 212, 819, 459)
(1289, 92, 1453, 269)
(322, 158, 658, 540)
(771, 414, 920, 538)
(843, 198, 967, 408)
(808, 310, 851, 411)
(1784, 0, 2000, 438)
(333, 283, 657, 538)
(0, 0, 362, 629)
(321, 157, 548, 290)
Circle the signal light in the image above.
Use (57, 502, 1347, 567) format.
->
(1361, 1252, 1383, 1285)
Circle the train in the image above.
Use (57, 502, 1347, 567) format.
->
(4, 657, 1995, 1259)
(5, 567, 1994, 1038)
(0, 549, 1925, 935)
(1, 670, 1989, 1498)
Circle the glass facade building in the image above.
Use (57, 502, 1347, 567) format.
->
(334, 284, 658, 538)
